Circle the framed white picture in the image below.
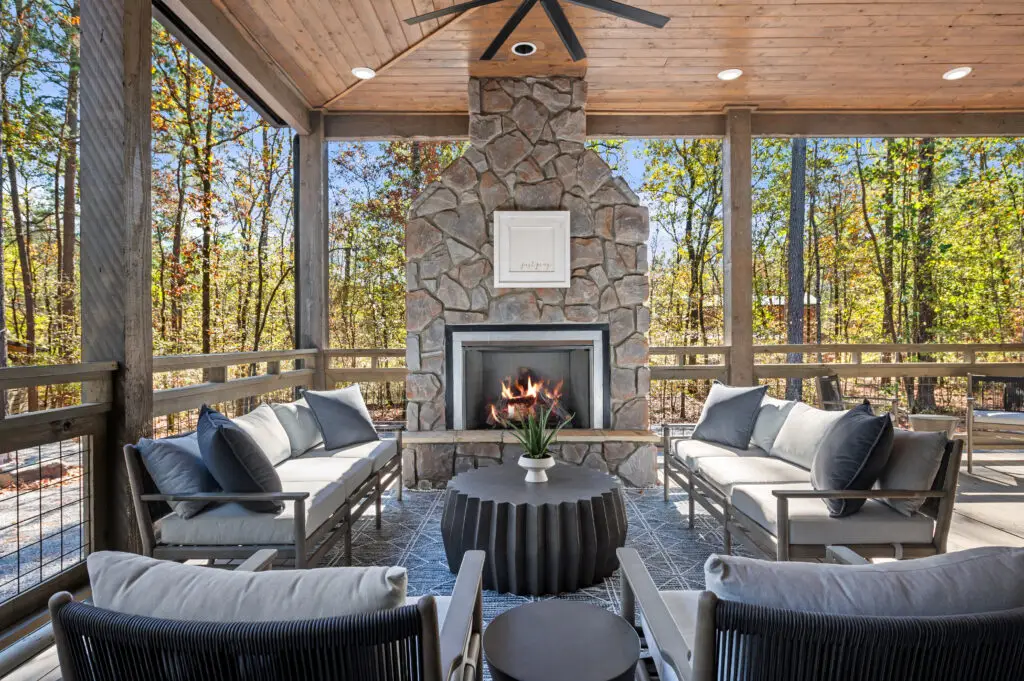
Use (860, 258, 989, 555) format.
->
(493, 210, 571, 288)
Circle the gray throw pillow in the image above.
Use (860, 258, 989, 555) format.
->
(233, 403, 293, 466)
(770, 402, 845, 470)
(705, 548, 1024, 616)
(811, 403, 894, 517)
(750, 396, 797, 452)
(875, 429, 947, 516)
(137, 433, 219, 519)
(303, 385, 380, 450)
(691, 382, 768, 449)
(271, 398, 323, 456)
(89, 551, 408, 621)
(197, 405, 284, 513)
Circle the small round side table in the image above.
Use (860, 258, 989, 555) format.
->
(483, 601, 640, 681)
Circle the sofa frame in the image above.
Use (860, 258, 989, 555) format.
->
(49, 548, 485, 681)
(662, 424, 963, 561)
(124, 424, 404, 568)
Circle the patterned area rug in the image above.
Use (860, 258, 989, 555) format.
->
(333, 486, 745, 625)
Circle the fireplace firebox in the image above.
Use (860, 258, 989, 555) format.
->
(445, 324, 611, 430)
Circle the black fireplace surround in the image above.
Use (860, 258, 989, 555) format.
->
(444, 323, 612, 430)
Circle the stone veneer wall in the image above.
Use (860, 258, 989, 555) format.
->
(404, 76, 655, 487)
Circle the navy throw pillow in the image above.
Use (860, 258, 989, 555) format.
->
(811, 403, 894, 517)
(197, 405, 284, 513)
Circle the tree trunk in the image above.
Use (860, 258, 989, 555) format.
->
(6, 155, 37, 409)
(59, 5, 79, 358)
(786, 139, 807, 400)
(880, 140, 897, 377)
(914, 139, 937, 411)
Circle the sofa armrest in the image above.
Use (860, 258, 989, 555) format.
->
(440, 550, 485, 681)
(771, 489, 944, 501)
(236, 549, 278, 572)
(825, 546, 870, 565)
(618, 548, 700, 681)
(140, 491, 310, 503)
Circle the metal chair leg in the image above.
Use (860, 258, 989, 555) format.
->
(687, 478, 695, 529)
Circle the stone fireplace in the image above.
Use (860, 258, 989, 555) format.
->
(404, 75, 654, 487)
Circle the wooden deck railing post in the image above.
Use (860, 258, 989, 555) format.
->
(723, 106, 755, 386)
(295, 112, 329, 391)
(80, 0, 154, 554)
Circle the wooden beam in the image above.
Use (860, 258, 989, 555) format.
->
(295, 113, 328, 390)
(325, 113, 469, 140)
(156, 0, 311, 134)
(723, 107, 755, 386)
(319, 7, 485, 110)
(587, 114, 727, 138)
(80, 0, 154, 553)
(751, 111, 1024, 139)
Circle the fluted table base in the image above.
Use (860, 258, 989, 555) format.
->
(441, 463, 627, 595)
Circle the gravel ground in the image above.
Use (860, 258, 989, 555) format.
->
(0, 440, 88, 603)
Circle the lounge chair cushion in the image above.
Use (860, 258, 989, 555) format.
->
(233, 403, 293, 466)
(673, 439, 767, 470)
(875, 429, 948, 516)
(729, 482, 934, 546)
(198, 405, 284, 514)
(692, 382, 769, 449)
(811, 403, 894, 517)
(640, 590, 700, 681)
(750, 396, 798, 453)
(304, 385, 380, 449)
(137, 433, 219, 519)
(300, 438, 398, 472)
(769, 402, 845, 470)
(695, 456, 808, 494)
(704, 547, 1024, 616)
(270, 398, 323, 456)
(158, 457, 372, 544)
(972, 410, 1024, 427)
(88, 550, 407, 621)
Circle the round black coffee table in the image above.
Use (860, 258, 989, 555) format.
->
(440, 463, 626, 595)
(484, 601, 640, 681)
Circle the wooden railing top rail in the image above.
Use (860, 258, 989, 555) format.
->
(0, 362, 118, 392)
(152, 368, 314, 417)
(753, 342, 1024, 354)
(153, 349, 317, 372)
(325, 348, 405, 358)
(650, 345, 730, 356)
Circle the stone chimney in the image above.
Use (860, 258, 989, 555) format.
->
(404, 76, 654, 487)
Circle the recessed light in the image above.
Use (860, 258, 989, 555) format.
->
(717, 68, 743, 81)
(942, 66, 972, 81)
(351, 67, 376, 80)
(512, 42, 537, 56)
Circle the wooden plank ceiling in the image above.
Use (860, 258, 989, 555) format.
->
(217, 0, 1024, 114)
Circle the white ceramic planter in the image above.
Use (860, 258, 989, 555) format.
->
(518, 455, 556, 483)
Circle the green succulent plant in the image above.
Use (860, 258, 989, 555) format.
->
(503, 405, 573, 459)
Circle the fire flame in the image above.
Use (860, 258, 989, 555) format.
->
(487, 373, 564, 426)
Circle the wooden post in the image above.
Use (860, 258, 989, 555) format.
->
(80, 0, 154, 553)
(295, 112, 328, 390)
(723, 107, 755, 386)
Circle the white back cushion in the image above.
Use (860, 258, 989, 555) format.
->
(769, 402, 845, 470)
(89, 551, 407, 621)
(271, 398, 323, 456)
(705, 548, 1024, 616)
(750, 396, 797, 453)
(233, 403, 293, 466)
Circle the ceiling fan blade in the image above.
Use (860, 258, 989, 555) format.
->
(405, 0, 507, 25)
(480, 0, 540, 60)
(540, 0, 586, 61)
(563, 0, 670, 28)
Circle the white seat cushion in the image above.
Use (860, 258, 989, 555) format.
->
(973, 410, 1024, 427)
(696, 457, 809, 494)
(158, 458, 372, 545)
(673, 439, 767, 470)
(640, 590, 700, 681)
(729, 483, 935, 546)
(299, 438, 398, 472)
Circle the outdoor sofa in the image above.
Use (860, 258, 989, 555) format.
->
(663, 396, 963, 561)
(619, 545, 1024, 681)
(48, 548, 485, 681)
(125, 392, 403, 568)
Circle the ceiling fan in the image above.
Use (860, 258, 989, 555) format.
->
(404, 0, 670, 62)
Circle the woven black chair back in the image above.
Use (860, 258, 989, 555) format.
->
(713, 599, 1024, 681)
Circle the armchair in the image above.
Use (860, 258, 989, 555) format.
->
(48, 549, 485, 681)
(815, 373, 898, 417)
